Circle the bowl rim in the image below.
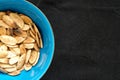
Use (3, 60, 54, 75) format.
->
(25, 1, 55, 79)
(0, 0, 55, 80)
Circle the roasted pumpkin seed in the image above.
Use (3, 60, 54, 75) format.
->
(0, 35, 17, 45)
(9, 56, 19, 65)
(29, 50, 38, 64)
(17, 54, 26, 69)
(20, 15, 32, 24)
(10, 13, 24, 28)
(24, 63, 32, 71)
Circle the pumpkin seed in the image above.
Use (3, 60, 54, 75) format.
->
(25, 50, 31, 63)
(24, 63, 32, 71)
(22, 24, 30, 31)
(15, 37, 26, 44)
(17, 54, 26, 69)
(24, 43, 34, 49)
(7, 51, 16, 58)
(20, 15, 32, 24)
(23, 37, 35, 43)
(20, 44, 26, 54)
(32, 52, 40, 66)
(29, 50, 38, 64)
(34, 43, 39, 51)
(10, 48, 21, 55)
(2, 15, 14, 27)
(30, 30, 36, 39)
(0, 35, 17, 45)
(10, 13, 24, 29)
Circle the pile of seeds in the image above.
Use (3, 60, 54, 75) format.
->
(0, 11, 43, 76)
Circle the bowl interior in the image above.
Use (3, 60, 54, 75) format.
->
(0, 0, 54, 80)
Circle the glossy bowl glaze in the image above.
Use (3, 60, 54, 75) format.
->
(0, 0, 55, 80)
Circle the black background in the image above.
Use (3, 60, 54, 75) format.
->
(28, 0, 120, 80)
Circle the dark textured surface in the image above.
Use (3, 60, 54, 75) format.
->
(28, 0, 120, 80)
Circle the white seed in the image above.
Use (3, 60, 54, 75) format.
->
(22, 24, 30, 31)
(9, 56, 19, 65)
(7, 51, 16, 58)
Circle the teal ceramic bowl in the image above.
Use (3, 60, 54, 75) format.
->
(0, 0, 55, 80)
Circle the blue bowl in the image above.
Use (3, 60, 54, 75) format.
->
(0, 0, 55, 80)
